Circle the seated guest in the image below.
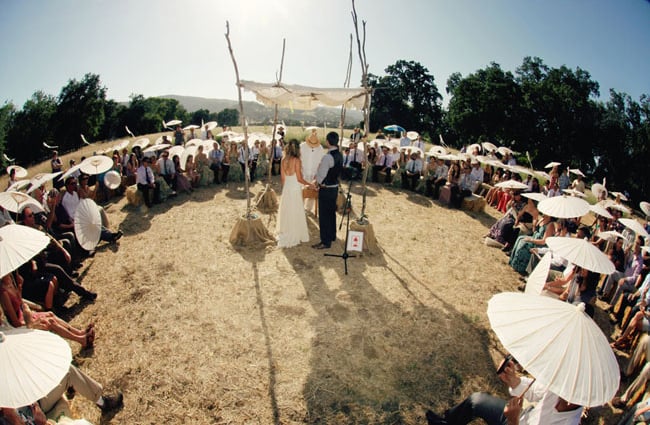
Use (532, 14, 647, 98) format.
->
(425, 357, 582, 424)
(372, 146, 394, 183)
(427, 159, 449, 199)
(20, 207, 96, 302)
(508, 214, 556, 274)
(468, 159, 484, 193)
(599, 239, 644, 302)
(451, 163, 473, 208)
(136, 157, 160, 207)
(208, 141, 224, 184)
(401, 152, 423, 191)
(156, 149, 177, 193)
(172, 155, 193, 193)
(485, 191, 528, 250)
(0, 271, 95, 348)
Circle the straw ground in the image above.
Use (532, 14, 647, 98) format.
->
(3, 132, 621, 424)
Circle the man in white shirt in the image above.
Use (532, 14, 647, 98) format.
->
(469, 160, 485, 193)
(401, 152, 423, 191)
(426, 358, 582, 425)
(156, 150, 176, 193)
(372, 146, 394, 183)
(399, 132, 411, 147)
(413, 136, 425, 151)
(300, 132, 325, 213)
(136, 157, 159, 207)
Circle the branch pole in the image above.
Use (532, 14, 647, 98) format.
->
(225, 21, 254, 216)
(268, 39, 286, 183)
(339, 34, 353, 139)
(351, 0, 372, 222)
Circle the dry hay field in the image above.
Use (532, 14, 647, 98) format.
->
(5, 134, 623, 424)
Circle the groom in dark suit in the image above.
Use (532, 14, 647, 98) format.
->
(311, 132, 343, 249)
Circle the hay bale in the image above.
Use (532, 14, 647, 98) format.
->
(255, 184, 279, 213)
(229, 216, 276, 246)
(125, 185, 143, 207)
(350, 221, 378, 255)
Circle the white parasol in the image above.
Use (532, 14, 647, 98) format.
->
(428, 145, 447, 157)
(104, 170, 122, 190)
(610, 191, 628, 202)
(494, 180, 529, 190)
(591, 183, 607, 200)
(59, 163, 84, 182)
(399, 145, 423, 156)
(537, 195, 590, 218)
(497, 146, 514, 156)
(562, 188, 586, 198)
(589, 204, 613, 219)
(406, 131, 419, 140)
(7, 165, 28, 179)
(143, 144, 168, 154)
(167, 145, 184, 160)
(185, 138, 203, 147)
(180, 145, 199, 170)
(26, 172, 62, 194)
(165, 119, 182, 127)
(0, 191, 44, 214)
(521, 192, 547, 202)
(525, 251, 552, 295)
(216, 131, 239, 138)
(618, 218, 649, 238)
(0, 224, 50, 276)
(0, 328, 72, 408)
(481, 142, 497, 153)
(74, 198, 102, 251)
(640, 201, 650, 218)
(132, 137, 151, 150)
(569, 168, 585, 177)
(304, 126, 320, 132)
(546, 236, 616, 274)
(596, 230, 625, 242)
(488, 292, 619, 407)
(183, 124, 200, 131)
(544, 161, 561, 169)
(7, 179, 31, 192)
(468, 143, 482, 154)
(204, 121, 219, 131)
(79, 155, 113, 176)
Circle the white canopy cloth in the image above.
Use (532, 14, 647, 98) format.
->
(0, 328, 72, 408)
(239, 80, 368, 110)
(488, 292, 619, 407)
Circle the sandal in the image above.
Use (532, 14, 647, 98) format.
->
(611, 337, 631, 350)
(84, 328, 95, 349)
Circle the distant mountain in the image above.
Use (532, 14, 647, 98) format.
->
(159, 95, 363, 127)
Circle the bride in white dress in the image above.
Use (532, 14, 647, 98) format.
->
(277, 140, 312, 248)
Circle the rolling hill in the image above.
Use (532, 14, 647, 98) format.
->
(159, 94, 363, 127)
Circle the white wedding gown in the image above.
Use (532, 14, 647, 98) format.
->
(277, 174, 310, 248)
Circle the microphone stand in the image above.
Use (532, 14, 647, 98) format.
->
(324, 178, 355, 275)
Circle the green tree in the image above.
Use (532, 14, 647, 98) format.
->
(53, 73, 107, 150)
(368, 60, 443, 135)
(515, 57, 600, 168)
(445, 63, 524, 148)
(216, 108, 239, 127)
(0, 102, 16, 167)
(7, 92, 57, 164)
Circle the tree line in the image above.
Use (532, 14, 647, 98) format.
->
(1, 58, 649, 202)
(0, 73, 239, 165)
(369, 57, 649, 203)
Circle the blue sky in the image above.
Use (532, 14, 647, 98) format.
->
(1, 0, 648, 109)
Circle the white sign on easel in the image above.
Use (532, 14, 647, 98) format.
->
(347, 231, 364, 252)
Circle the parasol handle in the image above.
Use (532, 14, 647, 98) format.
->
(517, 378, 536, 401)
